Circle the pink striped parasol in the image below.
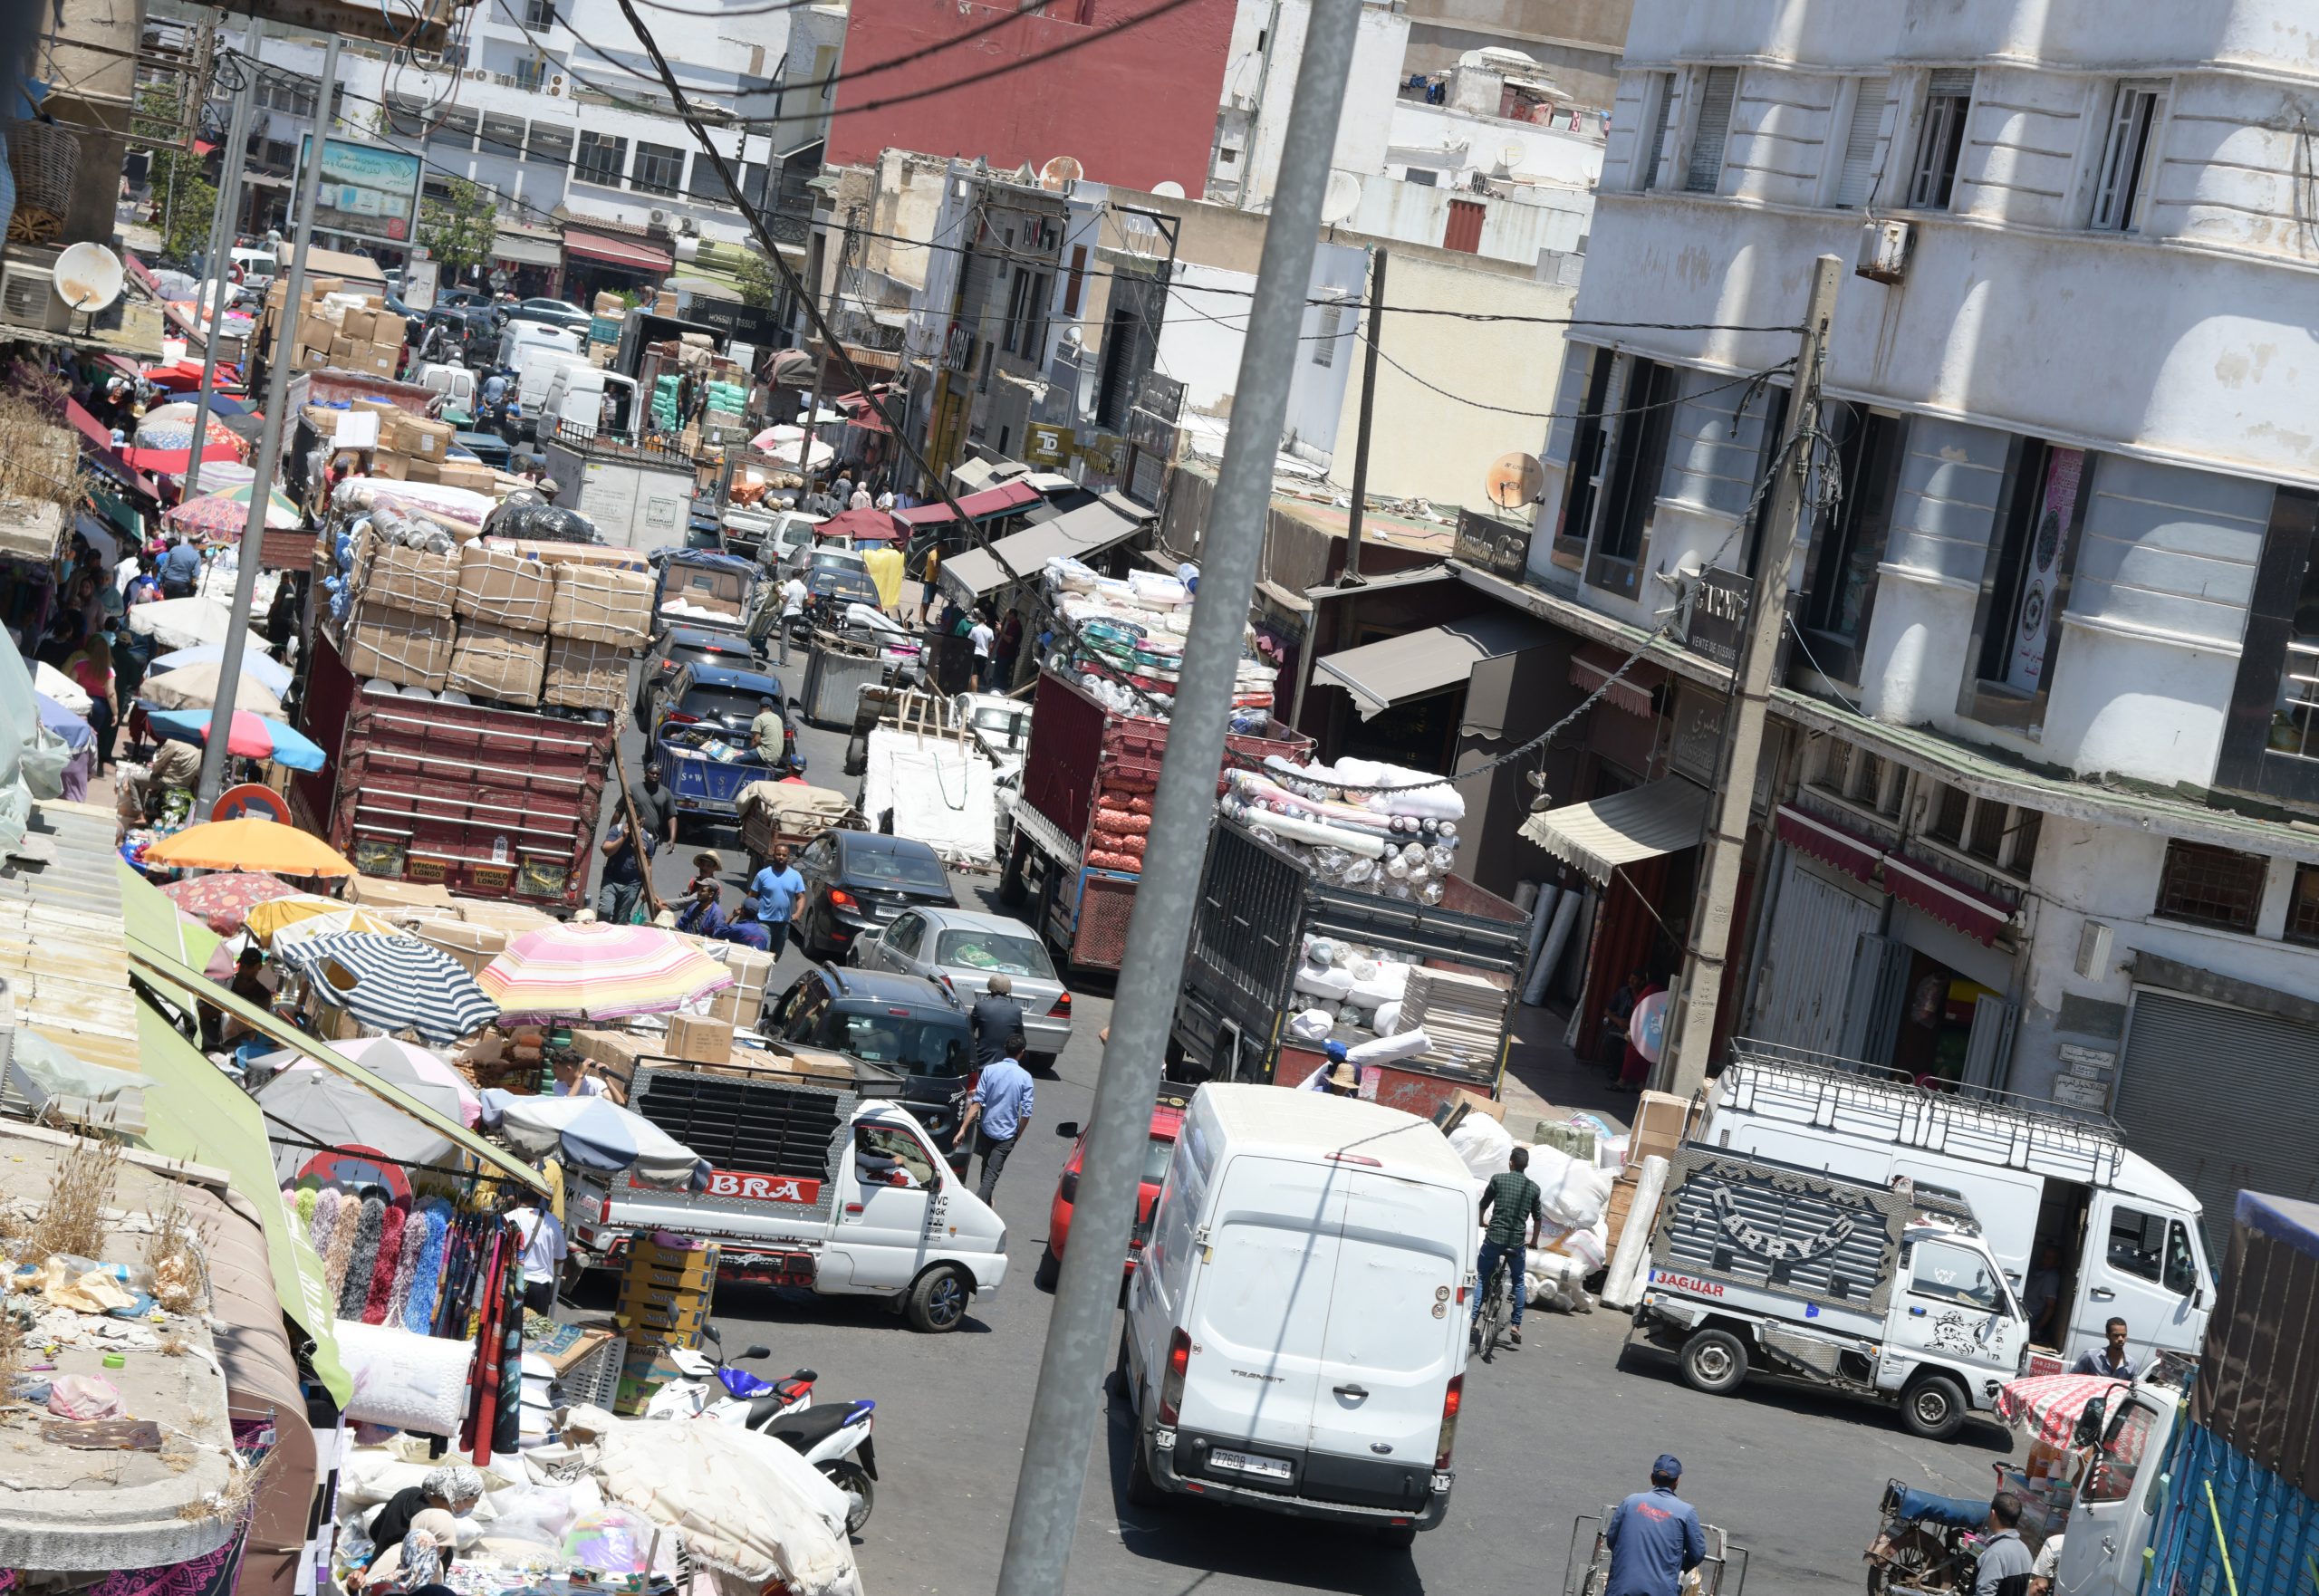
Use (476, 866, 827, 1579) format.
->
(477, 922, 734, 1021)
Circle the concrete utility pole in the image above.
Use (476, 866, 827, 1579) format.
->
(182, 18, 261, 503)
(989, 0, 1366, 1591)
(1660, 252, 1843, 1097)
(1339, 244, 1386, 586)
(800, 209, 853, 495)
(195, 30, 340, 809)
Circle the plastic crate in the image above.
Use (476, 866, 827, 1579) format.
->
(551, 1332, 627, 1411)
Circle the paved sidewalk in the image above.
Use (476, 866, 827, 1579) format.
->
(1499, 999, 1631, 1139)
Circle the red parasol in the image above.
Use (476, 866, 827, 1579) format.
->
(161, 869, 306, 934)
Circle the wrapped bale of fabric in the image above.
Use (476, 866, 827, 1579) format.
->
(543, 637, 631, 712)
(364, 543, 461, 620)
(334, 1317, 478, 1434)
(457, 543, 555, 632)
(342, 601, 456, 690)
(448, 620, 548, 705)
(550, 564, 655, 647)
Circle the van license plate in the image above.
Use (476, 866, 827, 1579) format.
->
(1210, 1450, 1292, 1481)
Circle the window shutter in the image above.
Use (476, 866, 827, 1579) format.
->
(1834, 77, 1888, 207)
(1960, 995, 2018, 1090)
(1927, 68, 1976, 99)
(1636, 72, 1676, 190)
(1685, 67, 1739, 193)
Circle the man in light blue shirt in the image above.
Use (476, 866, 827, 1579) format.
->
(747, 842, 805, 959)
(953, 1034, 1033, 1203)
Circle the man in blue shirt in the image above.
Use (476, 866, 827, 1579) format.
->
(953, 1033, 1033, 1202)
(717, 899, 772, 952)
(747, 841, 804, 959)
(159, 537, 202, 598)
(1605, 1455, 1706, 1596)
(674, 879, 726, 938)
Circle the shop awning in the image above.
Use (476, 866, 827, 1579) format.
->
(65, 397, 156, 496)
(1775, 801, 1884, 886)
(1881, 850, 2017, 946)
(834, 391, 891, 433)
(1571, 639, 1664, 718)
(940, 496, 1150, 603)
(492, 221, 564, 267)
(1315, 611, 1557, 719)
(1520, 777, 1709, 885)
(895, 477, 1043, 527)
(565, 229, 673, 274)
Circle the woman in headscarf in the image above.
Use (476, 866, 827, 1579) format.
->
(69, 631, 117, 773)
(364, 1507, 460, 1592)
(359, 1465, 482, 1588)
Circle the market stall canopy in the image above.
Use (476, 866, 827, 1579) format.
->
(162, 869, 304, 934)
(894, 478, 1042, 527)
(255, 1051, 461, 1182)
(33, 659, 90, 715)
(478, 1090, 709, 1188)
(1313, 611, 1557, 720)
(1519, 777, 1709, 886)
(128, 596, 277, 654)
(273, 929, 498, 1044)
(166, 481, 301, 538)
(35, 694, 91, 750)
(141, 815, 354, 876)
(478, 922, 735, 1021)
(143, 707, 325, 772)
(815, 506, 900, 543)
(149, 642, 294, 697)
(938, 495, 1149, 603)
(1994, 1372, 2129, 1447)
(140, 659, 287, 717)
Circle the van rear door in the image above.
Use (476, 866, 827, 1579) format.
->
(1311, 1171, 1467, 1467)
(1177, 1156, 1346, 1457)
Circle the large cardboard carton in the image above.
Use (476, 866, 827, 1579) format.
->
(706, 946, 775, 1029)
(434, 458, 497, 494)
(344, 874, 458, 915)
(387, 412, 455, 461)
(543, 635, 629, 712)
(329, 333, 365, 369)
(457, 543, 554, 631)
(341, 602, 454, 689)
(665, 1014, 734, 1064)
(363, 543, 458, 618)
(447, 620, 547, 704)
(549, 564, 654, 647)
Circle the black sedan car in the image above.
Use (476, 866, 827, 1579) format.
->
(634, 623, 762, 726)
(790, 832, 957, 962)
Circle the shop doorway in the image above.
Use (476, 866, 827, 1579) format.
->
(1889, 951, 2000, 1086)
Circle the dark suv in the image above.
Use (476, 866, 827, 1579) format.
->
(763, 963, 975, 1143)
(791, 831, 957, 961)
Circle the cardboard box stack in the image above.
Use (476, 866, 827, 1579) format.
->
(265, 276, 404, 376)
(447, 619, 548, 703)
(615, 1238, 719, 1412)
(1603, 1089, 1693, 1255)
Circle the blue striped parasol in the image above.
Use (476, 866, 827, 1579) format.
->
(274, 930, 499, 1043)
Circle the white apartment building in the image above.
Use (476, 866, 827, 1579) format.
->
(1515, 0, 2319, 1242)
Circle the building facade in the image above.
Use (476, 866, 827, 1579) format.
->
(1506, 0, 2319, 1240)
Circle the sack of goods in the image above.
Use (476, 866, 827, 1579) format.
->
(1040, 555, 1277, 724)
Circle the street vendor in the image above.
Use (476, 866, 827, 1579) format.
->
(675, 878, 727, 938)
(356, 1466, 482, 1590)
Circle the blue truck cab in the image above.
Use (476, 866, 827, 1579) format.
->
(651, 659, 798, 832)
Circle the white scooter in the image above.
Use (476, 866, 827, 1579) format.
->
(645, 1332, 879, 1534)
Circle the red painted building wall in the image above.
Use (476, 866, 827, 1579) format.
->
(827, 0, 1236, 197)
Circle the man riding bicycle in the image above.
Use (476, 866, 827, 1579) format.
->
(1474, 1146, 1545, 1348)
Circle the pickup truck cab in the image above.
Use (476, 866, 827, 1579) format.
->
(579, 1068, 1005, 1332)
(653, 659, 793, 827)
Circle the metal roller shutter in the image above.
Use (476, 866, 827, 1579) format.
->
(1748, 847, 1884, 1057)
(2116, 990, 2319, 1250)
(1686, 67, 1739, 193)
(1835, 77, 1889, 207)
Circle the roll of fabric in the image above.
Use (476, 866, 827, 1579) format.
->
(361, 1203, 408, 1324)
(386, 1199, 427, 1325)
(338, 1194, 386, 1320)
(309, 1187, 344, 1272)
(403, 1200, 451, 1335)
(291, 1186, 318, 1233)
(322, 1193, 360, 1296)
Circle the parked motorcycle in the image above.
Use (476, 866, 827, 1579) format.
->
(1863, 1478, 1989, 1595)
(646, 1332, 878, 1534)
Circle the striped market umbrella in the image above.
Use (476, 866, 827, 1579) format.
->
(479, 922, 734, 1022)
(1995, 1372, 2129, 1447)
(161, 870, 305, 935)
(274, 930, 498, 1043)
(165, 481, 301, 539)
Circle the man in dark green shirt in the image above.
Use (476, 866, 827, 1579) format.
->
(1474, 1147, 1545, 1347)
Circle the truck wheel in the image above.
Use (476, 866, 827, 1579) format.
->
(1900, 1374, 1968, 1441)
(1034, 1245, 1060, 1292)
(1679, 1328, 1749, 1396)
(996, 835, 1029, 909)
(1110, 1329, 1134, 1403)
(904, 1264, 970, 1332)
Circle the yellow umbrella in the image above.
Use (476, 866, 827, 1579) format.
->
(244, 896, 399, 946)
(141, 817, 355, 878)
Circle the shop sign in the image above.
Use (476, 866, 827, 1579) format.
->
(1681, 566, 1753, 670)
(1025, 422, 1074, 466)
(1669, 683, 1725, 786)
(1454, 507, 1528, 580)
(2052, 1073, 2110, 1110)
(2058, 1043, 2116, 1079)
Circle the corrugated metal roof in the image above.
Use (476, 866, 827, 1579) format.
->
(0, 800, 140, 1074)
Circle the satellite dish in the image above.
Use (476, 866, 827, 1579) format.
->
(1152, 179, 1187, 199)
(1320, 171, 1362, 226)
(1486, 451, 1546, 509)
(54, 242, 124, 314)
(1499, 142, 1526, 173)
(1039, 155, 1083, 191)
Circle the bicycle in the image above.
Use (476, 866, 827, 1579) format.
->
(1471, 1251, 1516, 1362)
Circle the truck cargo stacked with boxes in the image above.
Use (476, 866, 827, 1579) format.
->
(251, 251, 399, 386)
(294, 487, 657, 909)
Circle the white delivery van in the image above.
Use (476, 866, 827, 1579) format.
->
(1701, 1041, 2213, 1370)
(573, 1062, 1006, 1332)
(1118, 1085, 1476, 1545)
(540, 365, 639, 445)
(496, 317, 582, 371)
(410, 361, 476, 421)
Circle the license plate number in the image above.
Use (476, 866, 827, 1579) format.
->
(1210, 1449, 1292, 1481)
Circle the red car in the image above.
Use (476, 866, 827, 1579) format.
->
(1035, 1101, 1184, 1291)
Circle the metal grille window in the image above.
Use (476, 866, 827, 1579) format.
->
(576, 130, 626, 185)
(1685, 66, 1738, 193)
(2153, 841, 2266, 933)
(688, 150, 732, 202)
(2091, 79, 2167, 232)
(1908, 68, 1975, 209)
(1815, 739, 1853, 796)
(1928, 784, 1969, 844)
(631, 141, 684, 197)
(1966, 793, 2008, 861)
(1852, 752, 1887, 808)
(1634, 71, 1675, 190)
(1833, 76, 1889, 207)
(2286, 864, 2319, 946)
(527, 122, 573, 170)
(430, 107, 479, 150)
(2007, 807, 2041, 872)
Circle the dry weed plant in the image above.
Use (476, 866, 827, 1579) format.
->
(27, 1133, 122, 1263)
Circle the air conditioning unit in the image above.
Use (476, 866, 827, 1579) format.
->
(2074, 920, 2114, 981)
(650, 208, 667, 226)
(468, 67, 488, 80)
(1855, 217, 1912, 284)
(547, 74, 566, 95)
(0, 261, 71, 333)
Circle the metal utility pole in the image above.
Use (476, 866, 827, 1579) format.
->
(1660, 252, 1843, 1097)
(1339, 244, 1386, 586)
(991, 0, 1365, 1590)
(182, 18, 261, 502)
(195, 30, 340, 810)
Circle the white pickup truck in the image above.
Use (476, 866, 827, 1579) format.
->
(566, 1062, 1006, 1332)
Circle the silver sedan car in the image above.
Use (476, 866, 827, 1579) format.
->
(852, 906, 1073, 1062)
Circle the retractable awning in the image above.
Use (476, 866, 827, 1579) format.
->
(1314, 612, 1555, 719)
(1519, 777, 1709, 885)
(896, 478, 1042, 526)
(939, 496, 1150, 603)
(492, 222, 564, 267)
(566, 229, 673, 274)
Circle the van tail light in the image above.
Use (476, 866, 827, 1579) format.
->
(1435, 1374, 1463, 1469)
(664, 710, 699, 726)
(1159, 1329, 1190, 1426)
(1049, 992, 1073, 1017)
(830, 888, 858, 910)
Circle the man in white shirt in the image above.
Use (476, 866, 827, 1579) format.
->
(510, 1204, 567, 1314)
(779, 572, 808, 664)
(874, 489, 894, 512)
(968, 608, 995, 692)
(849, 485, 871, 512)
(551, 1058, 605, 1097)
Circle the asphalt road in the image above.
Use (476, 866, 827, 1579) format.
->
(596, 646, 2019, 1596)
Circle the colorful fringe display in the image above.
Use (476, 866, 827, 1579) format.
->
(293, 1186, 318, 1233)
(338, 1195, 386, 1320)
(361, 1203, 407, 1324)
(387, 1201, 427, 1326)
(403, 1200, 451, 1334)
(322, 1192, 361, 1297)
(310, 1187, 345, 1276)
